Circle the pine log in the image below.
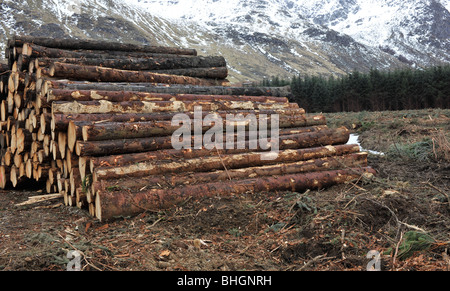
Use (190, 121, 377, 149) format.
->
(41, 80, 292, 97)
(12, 36, 197, 55)
(40, 113, 52, 134)
(91, 130, 350, 182)
(92, 152, 368, 194)
(16, 128, 32, 154)
(45, 63, 228, 86)
(51, 100, 296, 115)
(51, 108, 306, 132)
(87, 129, 347, 174)
(76, 187, 86, 209)
(79, 113, 318, 143)
(10, 165, 28, 187)
(46, 89, 288, 103)
(69, 117, 320, 152)
(22, 43, 195, 60)
(34, 56, 226, 71)
(4, 148, 13, 166)
(150, 67, 228, 79)
(94, 167, 376, 221)
(69, 168, 81, 196)
(0, 165, 11, 189)
(76, 125, 346, 157)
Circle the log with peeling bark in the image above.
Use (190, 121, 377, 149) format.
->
(91, 153, 368, 195)
(69, 118, 323, 153)
(94, 167, 376, 221)
(75, 125, 344, 157)
(89, 130, 350, 182)
(78, 113, 322, 142)
(12, 36, 198, 55)
(40, 80, 292, 98)
(33, 56, 226, 71)
(43, 62, 229, 85)
(51, 108, 305, 132)
(46, 89, 289, 104)
(86, 127, 342, 173)
(149, 67, 228, 79)
(51, 100, 297, 115)
(22, 43, 197, 60)
(0, 165, 11, 189)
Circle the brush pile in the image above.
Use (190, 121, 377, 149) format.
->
(0, 36, 375, 221)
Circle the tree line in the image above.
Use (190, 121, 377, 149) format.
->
(260, 66, 450, 113)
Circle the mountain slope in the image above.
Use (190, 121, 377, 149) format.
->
(1, 0, 449, 83)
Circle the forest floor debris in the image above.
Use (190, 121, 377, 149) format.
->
(0, 109, 449, 271)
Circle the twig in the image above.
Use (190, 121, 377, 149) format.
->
(215, 146, 232, 181)
(423, 182, 449, 204)
(15, 193, 63, 206)
(298, 254, 335, 271)
(393, 231, 404, 268)
(148, 217, 164, 228)
(58, 233, 102, 271)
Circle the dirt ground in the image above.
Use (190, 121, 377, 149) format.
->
(0, 109, 449, 271)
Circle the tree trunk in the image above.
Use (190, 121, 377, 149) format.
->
(94, 167, 376, 221)
(51, 108, 306, 131)
(92, 153, 368, 194)
(34, 56, 226, 71)
(46, 89, 289, 103)
(150, 67, 228, 79)
(13, 36, 197, 55)
(69, 118, 320, 152)
(41, 79, 292, 97)
(16, 128, 32, 154)
(79, 114, 322, 142)
(45, 62, 228, 86)
(76, 126, 348, 157)
(0, 165, 11, 189)
(91, 131, 350, 182)
(51, 100, 296, 115)
(88, 134, 351, 174)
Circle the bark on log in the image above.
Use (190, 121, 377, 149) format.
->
(23, 43, 194, 60)
(51, 100, 296, 115)
(92, 153, 368, 194)
(76, 125, 346, 157)
(46, 89, 288, 104)
(41, 80, 292, 97)
(0, 165, 11, 189)
(150, 67, 228, 79)
(69, 117, 320, 152)
(45, 62, 228, 86)
(87, 129, 345, 173)
(12, 36, 197, 55)
(91, 130, 350, 182)
(51, 108, 306, 132)
(79, 113, 318, 142)
(34, 56, 226, 71)
(94, 167, 376, 221)
(16, 128, 32, 154)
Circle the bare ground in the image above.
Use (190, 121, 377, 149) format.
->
(0, 109, 449, 271)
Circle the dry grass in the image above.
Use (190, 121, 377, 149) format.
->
(432, 130, 450, 162)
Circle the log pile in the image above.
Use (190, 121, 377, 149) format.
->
(1, 36, 375, 221)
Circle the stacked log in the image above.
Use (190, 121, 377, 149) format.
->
(1, 35, 375, 221)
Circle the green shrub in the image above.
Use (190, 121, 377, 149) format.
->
(387, 139, 434, 162)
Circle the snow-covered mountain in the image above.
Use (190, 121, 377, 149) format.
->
(1, 0, 449, 82)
